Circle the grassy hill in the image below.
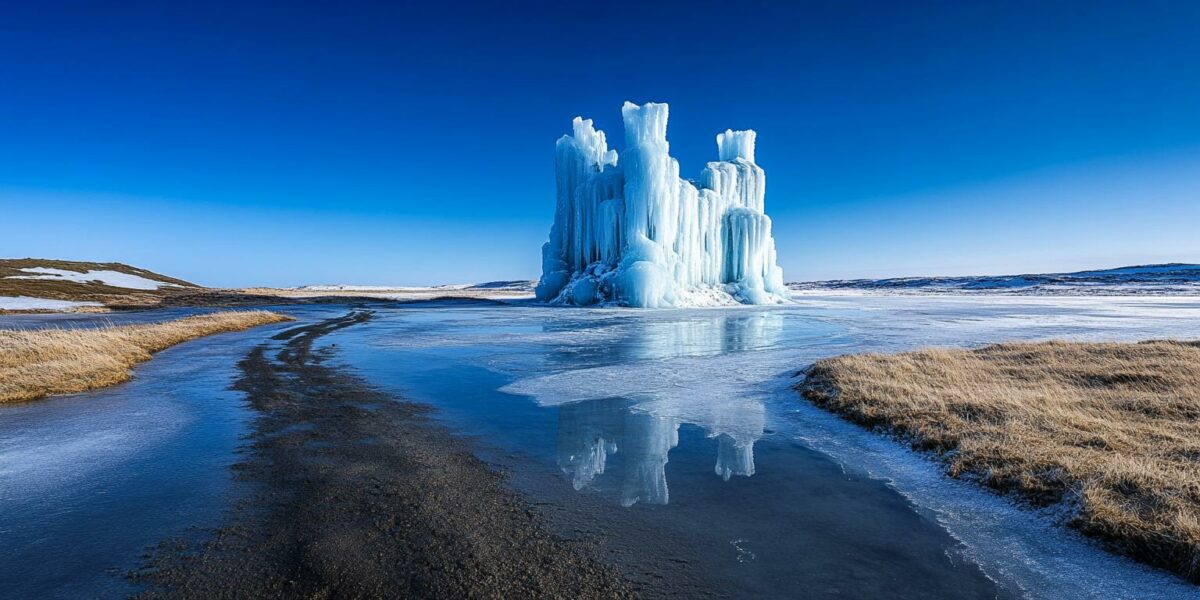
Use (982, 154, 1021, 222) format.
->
(0, 258, 200, 307)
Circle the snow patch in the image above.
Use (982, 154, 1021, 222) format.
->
(0, 296, 103, 311)
(7, 267, 179, 290)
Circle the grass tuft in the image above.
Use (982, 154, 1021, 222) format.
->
(798, 340, 1200, 582)
(0, 310, 292, 403)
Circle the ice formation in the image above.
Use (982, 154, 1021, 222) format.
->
(536, 102, 788, 307)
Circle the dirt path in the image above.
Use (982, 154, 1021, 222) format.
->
(134, 310, 633, 599)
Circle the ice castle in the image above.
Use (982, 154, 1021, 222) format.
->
(536, 101, 788, 307)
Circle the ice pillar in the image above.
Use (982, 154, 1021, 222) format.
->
(536, 101, 789, 307)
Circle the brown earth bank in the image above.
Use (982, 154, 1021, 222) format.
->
(0, 310, 292, 403)
(132, 311, 634, 599)
(796, 340, 1200, 583)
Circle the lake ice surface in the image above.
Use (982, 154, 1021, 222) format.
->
(333, 295, 1200, 598)
(3, 296, 1200, 598)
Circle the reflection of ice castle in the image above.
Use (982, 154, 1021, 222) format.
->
(536, 102, 789, 308)
(507, 311, 781, 506)
(556, 399, 680, 506)
(715, 434, 755, 481)
(555, 399, 760, 506)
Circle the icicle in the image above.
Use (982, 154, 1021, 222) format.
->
(717, 129, 756, 163)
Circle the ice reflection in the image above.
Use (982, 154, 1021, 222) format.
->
(619, 411, 679, 506)
(556, 398, 682, 506)
(555, 398, 624, 491)
(537, 310, 786, 369)
(514, 311, 783, 505)
(619, 311, 786, 361)
(715, 433, 754, 480)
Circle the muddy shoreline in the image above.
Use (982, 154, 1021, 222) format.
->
(133, 310, 633, 598)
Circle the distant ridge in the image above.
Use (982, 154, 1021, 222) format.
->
(468, 280, 536, 291)
(789, 263, 1200, 296)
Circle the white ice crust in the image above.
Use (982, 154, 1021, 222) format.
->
(536, 102, 788, 308)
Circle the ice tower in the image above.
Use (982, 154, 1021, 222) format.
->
(537, 101, 788, 307)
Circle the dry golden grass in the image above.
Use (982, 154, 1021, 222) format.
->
(0, 311, 292, 403)
(799, 340, 1200, 582)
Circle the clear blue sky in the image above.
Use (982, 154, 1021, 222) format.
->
(2, 1, 1198, 286)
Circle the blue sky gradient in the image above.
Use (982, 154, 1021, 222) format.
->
(2, 1, 1199, 286)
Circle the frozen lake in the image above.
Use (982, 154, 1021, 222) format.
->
(3, 295, 1200, 598)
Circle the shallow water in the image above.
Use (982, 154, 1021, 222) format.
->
(0, 317, 306, 599)
(0, 307, 215, 331)
(3, 296, 1200, 598)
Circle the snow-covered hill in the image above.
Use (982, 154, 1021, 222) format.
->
(0, 258, 199, 312)
(788, 264, 1200, 296)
